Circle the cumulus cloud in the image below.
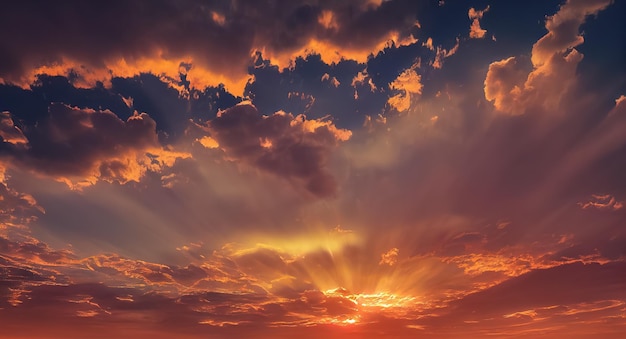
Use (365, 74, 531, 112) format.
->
(206, 103, 351, 197)
(0, 104, 188, 188)
(483, 56, 531, 114)
(530, 0, 612, 67)
(484, 0, 612, 115)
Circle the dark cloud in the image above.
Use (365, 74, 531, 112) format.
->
(0, 0, 253, 86)
(0, 74, 241, 141)
(0, 103, 186, 186)
(246, 42, 435, 129)
(110, 74, 241, 138)
(246, 54, 375, 129)
(207, 103, 350, 197)
(0, 0, 424, 91)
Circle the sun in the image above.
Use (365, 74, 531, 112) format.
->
(343, 318, 358, 325)
(324, 288, 417, 310)
(317, 288, 419, 326)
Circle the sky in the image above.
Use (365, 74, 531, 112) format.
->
(0, 0, 625, 338)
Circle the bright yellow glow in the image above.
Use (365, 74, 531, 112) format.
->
(235, 228, 361, 257)
(324, 288, 416, 310)
(343, 318, 357, 325)
(307, 288, 420, 326)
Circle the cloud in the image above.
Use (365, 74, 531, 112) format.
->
(387, 64, 423, 112)
(1, 229, 389, 336)
(468, 6, 489, 39)
(578, 194, 623, 210)
(0, 234, 75, 267)
(321, 73, 340, 88)
(497, 47, 584, 115)
(431, 38, 460, 69)
(484, 0, 612, 115)
(206, 103, 351, 197)
(0, 171, 42, 225)
(351, 71, 377, 92)
(531, 0, 612, 67)
(483, 56, 531, 114)
(0, 0, 422, 95)
(415, 262, 626, 337)
(447, 261, 626, 318)
(379, 248, 399, 266)
(0, 104, 188, 188)
(246, 52, 395, 129)
(0, 73, 243, 140)
(0, 111, 28, 144)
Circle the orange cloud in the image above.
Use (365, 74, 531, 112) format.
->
(261, 30, 418, 71)
(432, 37, 459, 69)
(483, 56, 530, 114)
(321, 73, 341, 87)
(379, 248, 399, 266)
(318, 10, 339, 31)
(442, 253, 540, 277)
(2, 211, 625, 339)
(531, 0, 612, 67)
(468, 6, 489, 39)
(387, 64, 423, 112)
(484, 0, 612, 115)
(0, 111, 28, 144)
(578, 194, 624, 211)
(422, 37, 434, 51)
(6, 56, 253, 97)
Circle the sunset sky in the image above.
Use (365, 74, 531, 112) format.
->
(1, 0, 625, 338)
